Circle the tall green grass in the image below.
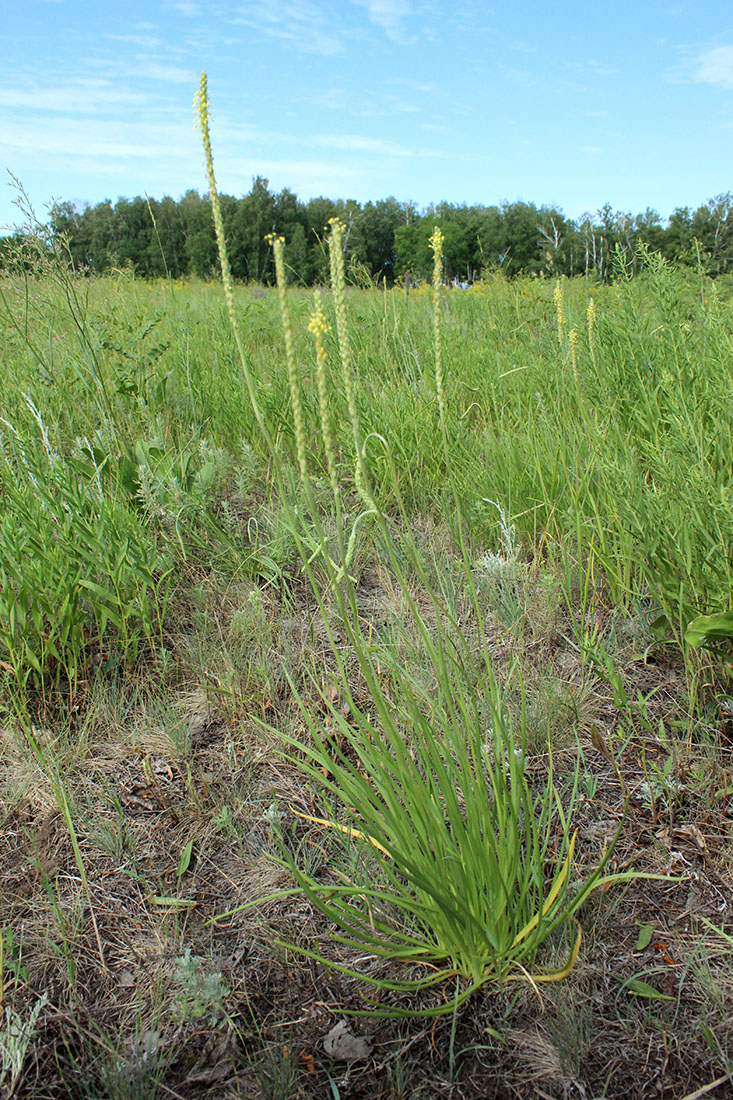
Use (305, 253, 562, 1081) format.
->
(1, 231, 730, 690)
(0, 409, 171, 692)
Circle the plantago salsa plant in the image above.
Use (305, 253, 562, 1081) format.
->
(197, 72, 667, 1013)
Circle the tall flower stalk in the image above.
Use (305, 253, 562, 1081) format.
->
(328, 218, 376, 512)
(308, 290, 339, 507)
(429, 226, 447, 444)
(554, 277, 565, 346)
(193, 72, 267, 438)
(268, 233, 308, 482)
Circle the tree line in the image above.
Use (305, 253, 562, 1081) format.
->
(4, 177, 733, 283)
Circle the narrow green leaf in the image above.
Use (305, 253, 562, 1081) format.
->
(624, 978, 673, 1000)
(635, 923, 654, 951)
(176, 840, 194, 878)
(700, 1023, 718, 1053)
(484, 1027, 505, 1044)
(149, 895, 197, 909)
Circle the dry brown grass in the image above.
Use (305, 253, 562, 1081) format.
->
(1, 536, 733, 1099)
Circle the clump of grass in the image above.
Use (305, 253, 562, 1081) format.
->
(271, 661, 622, 1012)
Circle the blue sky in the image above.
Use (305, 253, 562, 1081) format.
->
(2, 0, 732, 229)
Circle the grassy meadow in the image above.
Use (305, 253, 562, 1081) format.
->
(1, 236, 733, 1098)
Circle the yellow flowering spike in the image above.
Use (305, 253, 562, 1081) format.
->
(195, 74, 230, 306)
(270, 233, 308, 481)
(554, 278, 565, 345)
(429, 226, 446, 437)
(587, 296, 596, 356)
(194, 72, 266, 435)
(568, 327, 579, 377)
(308, 291, 339, 502)
(327, 218, 376, 512)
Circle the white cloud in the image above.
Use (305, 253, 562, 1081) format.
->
(0, 68, 199, 121)
(136, 62, 198, 84)
(314, 133, 411, 156)
(691, 45, 733, 90)
(220, 156, 364, 196)
(313, 132, 453, 164)
(305, 85, 421, 118)
(581, 59, 618, 77)
(308, 86, 350, 111)
(392, 77, 438, 94)
(0, 110, 270, 171)
(382, 94, 419, 113)
(0, 116, 195, 165)
(1, 101, 405, 205)
(165, 0, 202, 14)
(351, 0, 412, 40)
(233, 0, 344, 55)
(104, 33, 162, 49)
(0, 82, 151, 113)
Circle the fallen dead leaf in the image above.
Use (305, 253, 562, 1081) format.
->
(672, 824, 707, 852)
(323, 1020, 372, 1062)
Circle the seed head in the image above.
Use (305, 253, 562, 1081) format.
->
(568, 327, 579, 376)
(429, 226, 446, 437)
(309, 291, 338, 501)
(587, 296, 596, 352)
(269, 233, 308, 481)
(554, 278, 565, 345)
